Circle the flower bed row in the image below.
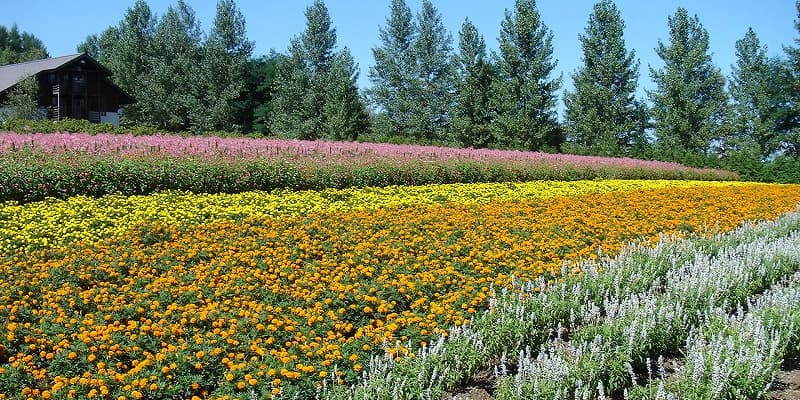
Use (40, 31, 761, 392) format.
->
(0, 179, 744, 255)
(0, 132, 738, 203)
(629, 270, 800, 399)
(1, 184, 799, 399)
(321, 208, 800, 400)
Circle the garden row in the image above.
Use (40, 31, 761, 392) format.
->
(1, 183, 799, 399)
(0, 179, 743, 254)
(321, 207, 800, 400)
(0, 132, 737, 203)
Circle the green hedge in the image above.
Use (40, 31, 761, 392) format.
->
(0, 151, 736, 204)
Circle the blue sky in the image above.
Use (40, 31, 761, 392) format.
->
(2, 0, 797, 101)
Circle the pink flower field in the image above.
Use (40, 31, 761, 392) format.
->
(0, 131, 731, 176)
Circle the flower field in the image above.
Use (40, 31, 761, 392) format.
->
(2, 178, 800, 399)
(0, 132, 737, 203)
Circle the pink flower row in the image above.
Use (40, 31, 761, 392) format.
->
(0, 131, 720, 174)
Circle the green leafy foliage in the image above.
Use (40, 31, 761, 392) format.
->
(728, 28, 776, 158)
(409, 0, 455, 142)
(78, 0, 252, 132)
(0, 24, 48, 66)
(232, 53, 281, 135)
(0, 76, 40, 120)
(368, 0, 417, 138)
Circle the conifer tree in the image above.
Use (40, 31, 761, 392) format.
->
(410, 0, 454, 141)
(492, 0, 562, 151)
(564, 0, 647, 156)
(0, 24, 48, 65)
(649, 7, 729, 155)
(270, 0, 367, 140)
(729, 28, 775, 157)
(368, 0, 417, 137)
(453, 18, 494, 148)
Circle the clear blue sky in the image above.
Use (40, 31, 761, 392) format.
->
(2, 0, 797, 103)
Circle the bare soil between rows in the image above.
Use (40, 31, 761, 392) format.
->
(766, 356, 800, 400)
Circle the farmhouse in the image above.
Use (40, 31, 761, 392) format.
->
(0, 53, 134, 126)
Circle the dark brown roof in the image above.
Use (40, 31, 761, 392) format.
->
(0, 53, 134, 105)
(0, 54, 84, 93)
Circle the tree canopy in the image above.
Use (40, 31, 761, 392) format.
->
(649, 7, 729, 155)
(0, 24, 48, 65)
(564, 0, 647, 156)
(491, 0, 563, 151)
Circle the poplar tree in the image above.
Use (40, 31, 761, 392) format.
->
(78, 0, 156, 125)
(453, 18, 494, 148)
(564, 0, 647, 156)
(776, 1, 800, 156)
(270, 0, 335, 139)
(492, 0, 562, 151)
(410, 0, 454, 141)
(368, 0, 417, 137)
(728, 28, 775, 157)
(649, 7, 729, 155)
(138, 1, 202, 131)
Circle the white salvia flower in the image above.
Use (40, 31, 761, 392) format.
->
(626, 362, 637, 385)
(596, 380, 605, 399)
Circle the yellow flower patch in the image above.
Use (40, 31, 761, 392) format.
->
(0, 179, 743, 254)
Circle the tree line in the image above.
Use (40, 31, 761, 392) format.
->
(2, 0, 800, 170)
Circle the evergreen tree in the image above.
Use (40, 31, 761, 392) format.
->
(649, 7, 729, 155)
(453, 18, 494, 148)
(270, 0, 367, 140)
(0, 24, 48, 65)
(201, 0, 254, 131)
(368, 0, 417, 137)
(410, 0, 454, 141)
(233, 52, 282, 134)
(728, 28, 775, 158)
(776, 1, 800, 157)
(323, 48, 369, 140)
(563, 0, 647, 156)
(492, 0, 562, 151)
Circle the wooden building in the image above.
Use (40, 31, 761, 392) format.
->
(0, 53, 134, 126)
